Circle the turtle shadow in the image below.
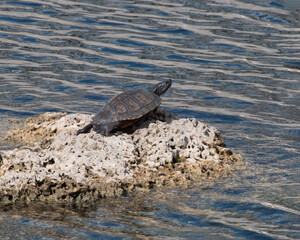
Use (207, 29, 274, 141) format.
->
(111, 108, 178, 135)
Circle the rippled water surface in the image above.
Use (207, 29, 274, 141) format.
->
(0, 0, 299, 239)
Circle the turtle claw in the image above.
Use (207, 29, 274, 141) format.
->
(93, 123, 116, 136)
(77, 123, 93, 135)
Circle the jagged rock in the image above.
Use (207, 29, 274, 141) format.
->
(0, 110, 244, 204)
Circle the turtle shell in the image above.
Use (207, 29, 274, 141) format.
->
(92, 88, 161, 127)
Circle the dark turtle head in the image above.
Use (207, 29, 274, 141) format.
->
(151, 79, 172, 96)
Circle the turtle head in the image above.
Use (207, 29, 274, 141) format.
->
(151, 79, 172, 96)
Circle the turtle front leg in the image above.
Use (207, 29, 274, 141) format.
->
(93, 122, 117, 136)
(77, 122, 93, 135)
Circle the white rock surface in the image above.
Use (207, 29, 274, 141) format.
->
(0, 111, 244, 204)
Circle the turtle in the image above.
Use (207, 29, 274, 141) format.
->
(77, 79, 172, 136)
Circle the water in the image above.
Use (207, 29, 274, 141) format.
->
(0, 0, 299, 239)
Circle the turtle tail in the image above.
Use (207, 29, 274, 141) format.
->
(77, 122, 93, 135)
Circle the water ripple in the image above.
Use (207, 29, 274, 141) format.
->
(0, 0, 299, 239)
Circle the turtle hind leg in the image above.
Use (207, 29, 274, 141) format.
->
(93, 122, 117, 136)
(77, 122, 93, 135)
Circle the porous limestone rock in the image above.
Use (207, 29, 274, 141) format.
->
(0, 110, 244, 204)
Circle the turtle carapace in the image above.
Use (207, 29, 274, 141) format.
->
(77, 79, 172, 136)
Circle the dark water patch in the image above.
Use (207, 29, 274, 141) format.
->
(123, 84, 147, 90)
(167, 54, 220, 65)
(99, 221, 124, 228)
(101, 47, 133, 55)
(41, 10, 58, 15)
(0, 16, 37, 24)
(224, 63, 248, 68)
(83, 94, 109, 102)
(284, 61, 300, 68)
(78, 79, 103, 85)
(11, 53, 56, 61)
(123, 5, 140, 10)
(13, 95, 35, 103)
(123, 4, 170, 17)
(205, 97, 254, 109)
(167, 54, 189, 61)
(116, 39, 152, 47)
(106, 61, 159, 71)
(78, 76, 124, 87)
(134, 26, 192, 35)
(196, 43, 248, 56)
(5, 1, 43, 7)
(80, 57, 102, 61)
(264, 16, 286, 24)
(211, 43, 236, 48)
(202, 96, 223, 100)
(221, 81, 247, 87)
(231, 49, 247, 54)
(76, 17, 98, 25)
(269, 1, 285, 8)
(69, 25, 90, 30)
(53, 85, 72, 92)
(0, 66, 21, 72)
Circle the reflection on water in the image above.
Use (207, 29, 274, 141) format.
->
(0, 0, 299, 239)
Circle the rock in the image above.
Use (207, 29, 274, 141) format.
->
(0, 110, 244, 205)
(4, 112, 68, 146)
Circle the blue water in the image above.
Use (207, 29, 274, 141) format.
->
(0, 0, 299, 239)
